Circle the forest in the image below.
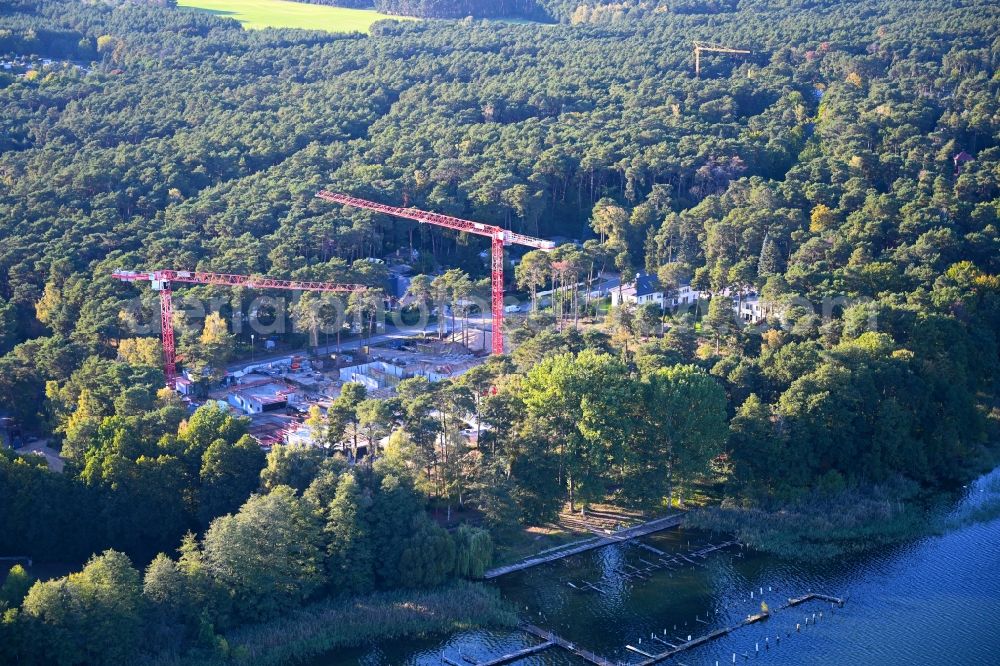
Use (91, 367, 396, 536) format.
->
(305, 1, 740, 22)
(1, 0, 999, 663)
(302, 1, 581, 21)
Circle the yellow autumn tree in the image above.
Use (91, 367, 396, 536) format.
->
(96, 35, 117, 54)
(118, 337, 163, 367)
(62, 389, 104, 459)
(810, 203, 837, 232)
(184, 312, 234, 383)
(34, 281, 62, 329)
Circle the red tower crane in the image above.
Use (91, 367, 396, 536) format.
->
(316, 191, 555, 355)
(112, 269, 368, 386)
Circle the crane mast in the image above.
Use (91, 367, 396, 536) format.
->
(112, 269, 367, 387)
(316, 190, 555, 355)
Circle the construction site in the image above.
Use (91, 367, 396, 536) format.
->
(187, 336, 487, 449)
(112, 191, 555, 450)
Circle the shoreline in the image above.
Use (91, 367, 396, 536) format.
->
(688, 446, 1000, 561)
(129, 582, 518, 666)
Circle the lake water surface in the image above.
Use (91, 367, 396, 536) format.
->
(319, 468, 1000, 665)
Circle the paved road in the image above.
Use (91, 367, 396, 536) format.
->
(15, 439, 65, 473)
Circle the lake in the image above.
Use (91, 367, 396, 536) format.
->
(317, 466, 1000, 665)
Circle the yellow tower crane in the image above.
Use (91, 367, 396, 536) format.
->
(693, 41, 751, 77)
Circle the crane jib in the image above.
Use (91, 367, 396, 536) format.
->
(315, 190, 557, 356)
(111, 268, 369, 387)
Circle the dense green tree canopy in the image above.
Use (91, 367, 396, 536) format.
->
(1, 0, 999, 661)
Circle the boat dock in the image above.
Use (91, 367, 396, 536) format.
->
(477, 592, 845, 666)
(471, 640, 556, 665)
(626, 593, 845, 665)
(483, 513, 685, 579)
(629, 613, 769, 665)
(565, 539, 739, 590)
(522, 624, 615, 666)
(788, 593, 845, 607)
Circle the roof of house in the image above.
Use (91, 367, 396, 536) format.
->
(634, 272, 662, 297)
(236, 382, 291, 405)
(247, 412, 297, 446)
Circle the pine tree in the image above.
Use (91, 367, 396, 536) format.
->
(324, 472, 373, 594)
(757, 234, 781, 279)
(704, 295, 736, 354)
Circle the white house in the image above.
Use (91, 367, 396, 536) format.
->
(173, 376, 194, 396)
(611, 272, 664, 307)
(227, 382, 293, 415)
(666, 283, 701, 308)
(736, 293, 767, 324)
(612, 272, 705, 310)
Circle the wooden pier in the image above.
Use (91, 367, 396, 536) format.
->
(489, 522, 842, 666)
(473, 640, 556, 666)
(635, 540, 666, 556)
(626, 593, 845, 665)
(624, 540, 738, 581)
(788, 593, 845, 607)
(521, 624, 616, 666)
(573, 580, 609, 593)
(626, 643, 657, 657)
(483, 514, 685, 579)
(630, 613, 769, 665)
(563, 539, 741, 592)
(507, 591, 844, 666)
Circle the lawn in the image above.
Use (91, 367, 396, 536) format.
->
(177, 0, 412, 33)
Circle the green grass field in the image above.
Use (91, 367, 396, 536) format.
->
(177, 0, 411, 33)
